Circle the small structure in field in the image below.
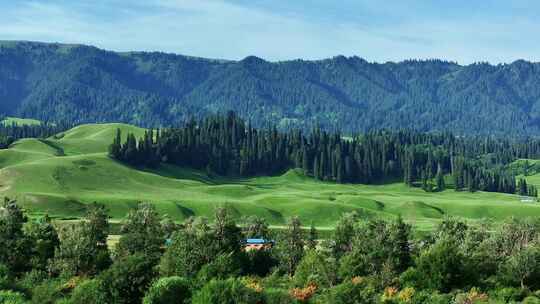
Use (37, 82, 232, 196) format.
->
(520, 196, 535, 203)
(244, 238, 274, 251)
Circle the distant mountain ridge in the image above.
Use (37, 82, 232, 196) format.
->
(2, 40, 540, 135)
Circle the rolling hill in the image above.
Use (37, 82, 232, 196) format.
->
(3, 41, 540, 134)
(1, 122, 540, 231)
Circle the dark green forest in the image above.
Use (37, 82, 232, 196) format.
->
(3, 41, 540, 135)
(0, 121, 72, 149)
(110, 112, 540, 196)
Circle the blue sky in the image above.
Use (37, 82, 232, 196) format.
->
(1, 0, 539, 64)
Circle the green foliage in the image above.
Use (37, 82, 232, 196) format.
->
(52, 224, 109, 277)
(100, 254, 157, 304)
(23, 215, 59, 271)
(338, 217, 412, 286)
(275, 217, 304, 275)
(0, 264, 12, 290)
(499, 246, 540, 289)
(17, 269, 48, 293)
(322, 280, 378, 304)
(142, 276, 191, 304)
(159, 218, 214, 278)
(116, 203, 165, 262)
(241, 216, 270, 239)
(31, 279, 64, 304)
(191, 278, 264, 304)
(293, 250, 335, 288)
(68, 279, 108, 304)
(263, 288, 295, 304)
(405, 238, 468, 292)
(0, 198, 31, 274)
(0, 290, 27, 304)
(196, 253, 242, 285)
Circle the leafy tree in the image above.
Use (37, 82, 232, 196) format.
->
(500, 245, 540, 289)
(322, 280, 378, 304)
(306, 221, 318, 250)
(24, 215, 59, 271)
(213, 207, 242, 254)
(85, 202, 109, 247)
(242, 216, 270, 239)
(100, 254, 157, 304)
(52, 223, 109, 277)
(406, 238, 469, 292)
(142, 276, 191, 304)
(196, 253, 242, 284)
(276, 216, 304, 275)
(69, 279, 109, 304)
(0, 290, 26, 304)
(331, 212, 358, 260)
(159, 218, 215, 278)
(0, 198, 31, 274)
(293, 250, 335, 288)
(52, 204, 111, 277)
(116, 203, 165, 262)
(191, 278, 263, 304)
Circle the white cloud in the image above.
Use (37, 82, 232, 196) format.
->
(0, 0, 539, 64)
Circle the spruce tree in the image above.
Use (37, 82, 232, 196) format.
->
(436, 164, 445, 192)
(307, 221, 318, 250)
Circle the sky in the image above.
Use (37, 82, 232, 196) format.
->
(1, 0, 539, 64)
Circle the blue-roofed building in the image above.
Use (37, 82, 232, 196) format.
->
(245, 238, 274, 251)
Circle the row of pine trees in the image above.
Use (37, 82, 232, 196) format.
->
(109, 112, 540, 196)
(0, 121, 73, 149)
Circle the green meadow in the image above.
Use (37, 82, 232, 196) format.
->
(1, 116, 42, 126)
(1, 123, 540, 232)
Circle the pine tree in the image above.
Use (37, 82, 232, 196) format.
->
(436, 164, 445, 192)
(302, 147, 310, 175)
(313, 156, 320, 180)
(108, 128, 122, 159)
(307, 222, 318, 250)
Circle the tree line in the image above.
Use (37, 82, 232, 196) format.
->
(0, 121, 73, 149)
(3, 198, 540, 303)
(110, 112, 540, 196)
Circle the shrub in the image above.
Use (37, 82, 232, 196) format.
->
(322, 279, 378, 304)
(69, 279, 108, 304)
(195, 253, 241, 285)
(100, 254, 157, 304)
(192, 278, 264, 304)
(523, 296, 540, 304)
(17, 269, 48, 292)
(142, 276, 191, 304)
(491, 287, 529, 303)
(0, 290, 27, 304)
(0, 264, 12, 290)
(408, 239, 468, 292)
(264, 288, 295, 304)
(293, 250, 334, 288)
(31, 279, 64, 304)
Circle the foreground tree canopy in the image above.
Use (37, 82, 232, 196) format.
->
(2, 198, 540, 303)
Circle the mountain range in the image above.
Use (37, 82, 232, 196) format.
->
(2, 40, 540, 135)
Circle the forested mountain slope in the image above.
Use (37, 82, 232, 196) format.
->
(2, 41, 540, 134)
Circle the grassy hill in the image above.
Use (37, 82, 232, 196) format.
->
(1, 117, 42, 126)
(1, 123, 540, 231)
